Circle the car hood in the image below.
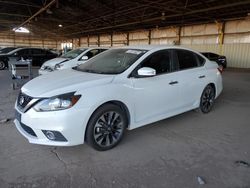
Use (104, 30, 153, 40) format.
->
(22, 69, 115, 97)
(42, 57, 69, 67)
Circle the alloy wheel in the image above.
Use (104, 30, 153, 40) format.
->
(93, 111, 124, 147)
(0, 61, 5, 70)
(201, 85, 215, 113)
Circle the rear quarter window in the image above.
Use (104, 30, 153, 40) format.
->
(196, 54, 205, 66)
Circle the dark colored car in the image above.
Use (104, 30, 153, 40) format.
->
(0, 47, 17, 54)
(0, 47, 58, 70)
(201, 52, 227, 68)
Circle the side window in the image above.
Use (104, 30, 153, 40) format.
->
(139, 50, 171, 75)
(176, 50, 198, 70)
(30, 49, 42, 55)
(209, 53, 219, 58)
(85, 49, 99, 59)
(196, 54, 205, 66)
(100, 49, 107, 53)
(16, 49, 29, 56)
(46, 50, 54, 55)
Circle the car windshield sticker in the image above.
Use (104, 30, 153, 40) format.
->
(125, 50, 142, 55)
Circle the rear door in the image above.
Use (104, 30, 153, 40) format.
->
(172, 49, 207, 108)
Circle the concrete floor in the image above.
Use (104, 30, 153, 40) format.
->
(0, 68, 250, 188)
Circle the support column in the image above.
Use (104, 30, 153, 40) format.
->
(87, 35, 90, 47)
(216, 21, 225, 55)
(13, 34, 16, 47)
(148, 30, 151, 45)
(97, 34, 100, 47)
(42, 38, 44, 48)
(176, 26, 181, 45)
(127, 32, 129, 46)
(111, 33, 113, 47)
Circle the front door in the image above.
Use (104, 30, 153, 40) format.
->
(131, 50, 181, 123)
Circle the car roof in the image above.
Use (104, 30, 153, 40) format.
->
(113, 45, 202, 53)
(77, 47, 109, 50)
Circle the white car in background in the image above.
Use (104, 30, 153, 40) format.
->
(15, 45, 223, 151)
(38, 47, 107, 75)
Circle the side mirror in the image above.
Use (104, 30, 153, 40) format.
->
(137, 67, 156, 77)
(80, 56, 88, 61)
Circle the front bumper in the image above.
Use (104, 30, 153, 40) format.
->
(14, 105, 91, 146)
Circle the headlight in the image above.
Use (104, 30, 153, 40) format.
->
(33, 92, 81, 112)
(40, 65, 45, 70)
(55, 63, 64, 70)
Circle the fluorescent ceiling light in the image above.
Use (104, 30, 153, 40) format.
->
(13, 27, 30, 33)
(58, 24, 63, 27)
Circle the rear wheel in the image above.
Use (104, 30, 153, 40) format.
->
(86, 104, 127, 151)
(0, 61, 5, 70)
(199, 85, 215, 113)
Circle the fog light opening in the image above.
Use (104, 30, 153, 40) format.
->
(45, 131, 56, 140)
(42, 130, 68, 142)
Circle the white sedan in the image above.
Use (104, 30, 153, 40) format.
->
(38, 47, 107, 75)
(14, 45, 223, 151)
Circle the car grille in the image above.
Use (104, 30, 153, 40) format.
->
(17, 92, 33, 110)
(20, 122, 37, 137)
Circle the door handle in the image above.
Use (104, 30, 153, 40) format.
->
(169, 81, 178, 85)
(199, 75, 206, 79)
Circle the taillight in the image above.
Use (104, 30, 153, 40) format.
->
(217, 66, 223, 74)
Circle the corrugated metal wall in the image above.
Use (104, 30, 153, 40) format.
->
(73, 19, 250, 68)
(1, 19, 249, 68)
(0, 31, 58, 49)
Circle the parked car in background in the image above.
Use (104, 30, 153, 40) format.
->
(201, 52, 227, 68)
(0, 47, 58, 70)
(14, 45, 223, 151)
(0, 47, 17, 54)
(0, 47, 18, 69)
(38, 47, 108, 75)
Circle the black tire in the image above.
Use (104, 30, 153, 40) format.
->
(199, 85, 215, 113)
(85, 104, 127, 151)
(0, 61, 5, 70)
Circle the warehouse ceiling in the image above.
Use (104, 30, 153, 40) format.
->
(0, 0, 250, 39)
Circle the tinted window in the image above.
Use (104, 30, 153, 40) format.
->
(196, 54, 205, 66)
(85, 49, 100, 59)
(46, 50, 55, 55)
(16, 49, 30, 56)
(176, 50, 198, 70)
(209, 53, 219, 58)
(139, 50, 171, 75)
(0, 47, 16, 54)
(30, 49, 42, 54)
(201, 52, 209, 58)
(100, 49, 107, 53)
(61, 48, 86, 59)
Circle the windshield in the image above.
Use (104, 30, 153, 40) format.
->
(61, 48, 86, 59)
(0, 47, 16, 54)
(76, 49, 147, 74)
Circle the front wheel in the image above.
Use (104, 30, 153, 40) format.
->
(0, 61, 5, 70)
(199, 85, 215, 113)
(85, 104, 127, 151)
